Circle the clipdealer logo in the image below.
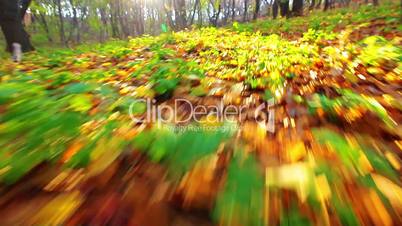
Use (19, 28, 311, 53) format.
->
(129, 98, 275, 133)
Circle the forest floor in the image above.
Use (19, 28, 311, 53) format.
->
(0, 2, 401, 226)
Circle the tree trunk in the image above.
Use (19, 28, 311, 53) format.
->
(116, 0, 128, 38)
(253, 0, 261, 20)
(190, 0, 200, 25)
(231, 0, 236, 21)
(273, 0, 279, 19)
(212, 3, 222, 26)
(222, 0, 231, 25)
(280, 0, 290, 17)
(78, 6, 87, 42)
(292, 0, 303, 16)
(324, 0, 330, 11)
(310, 0, 316, 10)
(99, 8, 108, 42)
(316, 0, 322, 9)
(37, 12, 53, 42)
(110, 0, 120, 38)
(165, 0, 175, 30)
(69, 0, 80, 43)
(174, 0, 187, 30)
(208, 0, 221, 26)
(197, 0, 203, 26)
(54, 0, 66, 46)
(243, 0, 249, 22)
(134, 0, 145, 35)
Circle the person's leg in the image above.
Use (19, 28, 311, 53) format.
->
(0, 20, 17, 52)
(0, 0, 18, 52)
(18, 0, 35, 52)
(0, 0, 34, 53)
(20, 0, 35, 52)
(21, 0, 33, 18)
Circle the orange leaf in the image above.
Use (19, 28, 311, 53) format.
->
(61, 142, 84, 163)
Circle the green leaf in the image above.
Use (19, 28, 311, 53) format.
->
(332, 195, 360, 226)
(280, 207, 312, 226)
(214, 154, 264, 226)
(161, 23, 169, 33)
(65, 82, 94, 94)
(154, 79, 178, 95)
(69, 94, 93, 113)
(190, 85, 207, 97)
(132, 129, 157, 151)
(363, 148, 399, 182)
(312, 129, 361, 170)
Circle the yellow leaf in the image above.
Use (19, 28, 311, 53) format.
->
(116, 70, 129, 77)
(385, 151, 401, 170)
(28, 191, 83, 225)
(266, 163, 313, 202)
(315, 174, 331, 202)
(101, 62, 112, 67)
(87, 137, 123, 177)
(363, 189, 392, 226)
(372, 174, 402, 211)
(286, 141, 306, 162)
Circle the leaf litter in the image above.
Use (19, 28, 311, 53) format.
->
(0, 3, 401, 226)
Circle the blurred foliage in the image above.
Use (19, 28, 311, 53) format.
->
(214, 154, 264, 226)
(0, 2, 401, 226)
